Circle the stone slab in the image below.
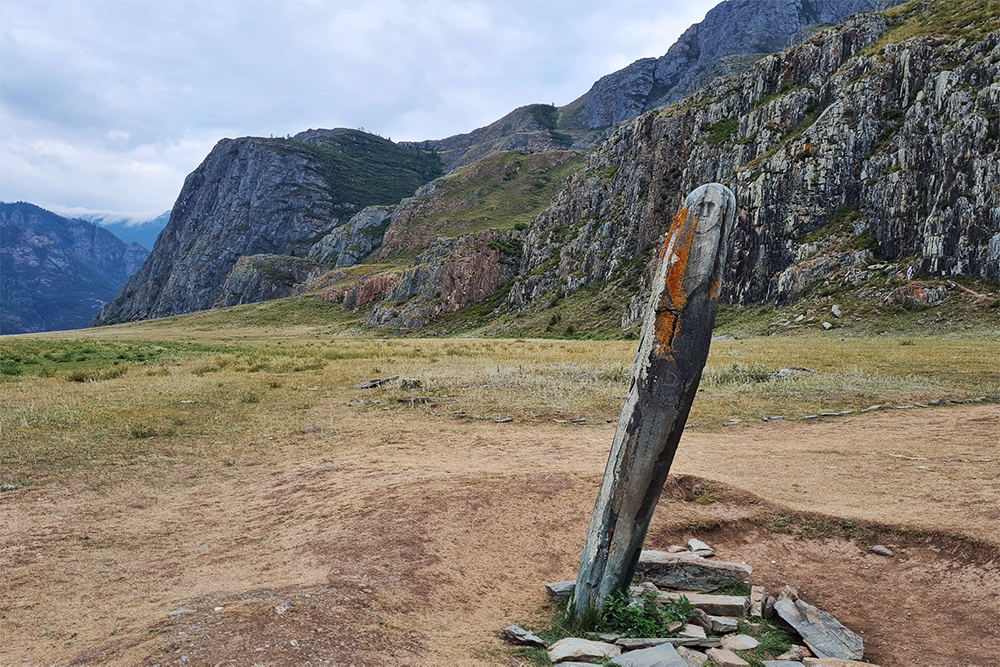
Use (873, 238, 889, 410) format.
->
(658, 591, 749, 617)
(802, 659, 883, 667)
(501, 625, 546, 648)
(610, 643, 688, 667)
(548, 637, 621, 663)
(706, 647, 750, 667)
(675, 645, 708, 667)
(774, 598, 864, 661)
(637, 551, 751, 592)
(720, 634, 759, 650)
(617, 637, 722, 650)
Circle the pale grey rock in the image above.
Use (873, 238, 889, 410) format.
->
(707, 615, 739, 634)
(871, 545, 893, 557)
(720, 634, 760, 651)
(610, 643, 688, 667)
(831, 304, 843, 318)
(762, 662, 805, 667)
(687, 538, 712, 552)
(501, 625, 546, 648)
(776, 645, 812, 660)
(706, 647, 750, 667)
(636, 551, 751, 592)
(679, 624, 706, 639)
(169, 608, 196, 617)
(774, 598, 864, 660)
(802, 659, 883, 667)
(667, 545, 689, 553)
(675, 645, 708, 667)
(546, 580, 575, 601)
(597, 632, 622, 642)
(548, 637, 621, 663)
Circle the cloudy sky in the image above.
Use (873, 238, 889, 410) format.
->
(1, 0, 717, 219)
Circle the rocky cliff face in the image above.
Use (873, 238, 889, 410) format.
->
(215, 255, 326, 308)
(509, 8, 1000, 316)
(92, 130, 442, 325)
(560, 0, 898, 130)
(0, 202, 148, 333)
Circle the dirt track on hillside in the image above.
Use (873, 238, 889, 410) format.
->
(3, 405, 998, 666)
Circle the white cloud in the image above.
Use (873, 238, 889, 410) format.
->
(0, 0, 718, 215)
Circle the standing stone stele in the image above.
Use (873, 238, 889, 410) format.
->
(573, 183, 736, 620)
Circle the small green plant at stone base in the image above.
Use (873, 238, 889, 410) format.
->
(597, 589, 695, 638)
(731, 618, 793, 667)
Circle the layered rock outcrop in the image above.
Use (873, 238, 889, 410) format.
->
(509, 10, 1000, 315)
(215, 255, 326, 308)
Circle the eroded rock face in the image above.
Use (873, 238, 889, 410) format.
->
(215, 255, 326, 308)
(560, 0, 895, 131)
(510, 13, 999, 317)
(369, 231, 521, 329)
(308, 206, 393, 267)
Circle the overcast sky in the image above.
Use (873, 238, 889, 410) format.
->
(1, 0, 717, 219)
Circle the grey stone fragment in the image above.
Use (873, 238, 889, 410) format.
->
(636, 551, 751, 592)
(679, 624, 706, 639)
(720, 634, 759, 650)
(546, 580, 575, 601)
(617, 637, 722, 650)
(688, 538, 712, 552)
(762, 662, 804, 667)
(871, 545, 893, 557)
(802, 659, 883, 667)
(675, 645, 708, 667)
(831, 304, 843, 318)
(501, 625, 546, 648)
(610, 643, 688, 667)
(707, 614, 738, 634)
(706, 647, 750, 667)
(597, 632, 622, 641)
(658, 591, 749, 617)
(774, 598, 864, 661)
(548, 637, 621, 663)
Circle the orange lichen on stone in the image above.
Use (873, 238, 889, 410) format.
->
(654, 205, 698, 357)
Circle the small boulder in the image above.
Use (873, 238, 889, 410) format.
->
(705, 647, 750, 667)
(688, 538, 712, 552)
(610, 643, 688, 667)
(546, 580, 575, 601)
(636, 551, 751, 592)
(501, 625, 546, 648)
(548, 638, 620, 664)
(675, 646, 708, 667)
(707, 615, 738, 634)
(871, 545, 893, 557)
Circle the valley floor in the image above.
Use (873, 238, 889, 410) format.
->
(1, 332, 997, 665)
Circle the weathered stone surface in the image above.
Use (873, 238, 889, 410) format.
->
(707, 615, 739, 634)
(762, 662, 805, 667)
(610, 643, 688, 667)
(706, 647, 751, 667)
(871, 545, 893, 557)
(802, 659, 883, 667)
(720, 634, 760, 651)
(308, 205, 393, 266)
(750, 585, 766, 617)
(776, 644, 812, 661)
(675, 645, 708, 667)
(501, 625, 546, 648)
(573, 184, 736, 619)
(658, 591, 749, 617)
(215, 254, 326, 308)
(774, 598, 864, 661)
(679, 624, 706, 639)
(546, 580, 575, 601)
(636, 551, 752, 592)
(617, 637, 722, 650)
(688, 538, 712, 552)
(548, 637, 621, 663)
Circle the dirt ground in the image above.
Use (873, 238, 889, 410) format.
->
(2, 404, 998, 666)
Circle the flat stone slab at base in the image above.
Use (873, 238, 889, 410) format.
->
(706, 647, 750, 667)
(501, 625, 546, 648)
(802, 659, 883, 667)
(546, 580, 576, 601)
(617, 637, 722, 650)
(610, 643, 688, 667)
(774, 598, 864, 661)
(720, 634, 759, 650)
(658, 591, 749, 617)
(675, 645, 708, 666)
(637, 551, 752, 592)
(548, 637, 621, 664)
(762, 662, 804, 667)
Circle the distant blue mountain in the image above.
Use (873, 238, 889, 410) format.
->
(75, 210, 170, 251)
(0, 202, 150, 334)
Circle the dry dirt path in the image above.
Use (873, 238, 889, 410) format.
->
(2, 405, 997, 666)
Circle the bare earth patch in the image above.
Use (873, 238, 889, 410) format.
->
(2, 403, 997, 666)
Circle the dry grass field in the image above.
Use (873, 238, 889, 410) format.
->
(2, 318, 998, 666)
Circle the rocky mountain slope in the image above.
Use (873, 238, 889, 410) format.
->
(507, 3, 999, 323)
(413, 0, 897, 172)
(92, 129, 442, 325)
(0, 202, 148, 334)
